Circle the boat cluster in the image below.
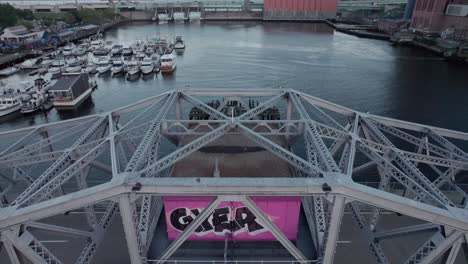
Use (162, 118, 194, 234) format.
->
(0, 77, 53, 117)
(0, 36, 185, 80)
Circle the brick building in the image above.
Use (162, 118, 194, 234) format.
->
(263, 0, 338, 20)
(410, 0, 468, 40)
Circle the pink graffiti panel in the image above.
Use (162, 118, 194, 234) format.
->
(164, 196, 301, 241)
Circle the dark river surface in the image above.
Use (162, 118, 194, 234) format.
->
(0, 21, 467, 133)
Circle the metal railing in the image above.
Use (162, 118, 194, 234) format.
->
(146, 260, 319, 264)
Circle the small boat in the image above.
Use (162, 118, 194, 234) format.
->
(0, 93, 22, 117)
(111, 44, 123, 56)
(93, 49, 110, 56)
(174, 36, 185, 49)
(160, 54, 176, 72)
(66, 58, 86, 73)
(72, 48, 87, 56)
(62, 45, 73, 56)
(0, 67, 20, 76)
(90, 40, 102, 51)
(49, 60, 66, 76)
(140, 57, 154, 74)
(84, 63, 98, 74)
(20, 58, 39, 69)
(111, 60, 125, 75)
(96, 57, 112, 74)
(40, 59, 54, 67)
(21, 91, 50, 114)
(131, 39, 146, 54)
(104, 40, 114, 51)
(126, 61, 140, 76)
(145, 41, 156, 55)
(122, 47, 133, 56)
(135, 52, 146, 60)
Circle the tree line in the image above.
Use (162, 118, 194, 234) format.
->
(0, 4, 115, 30)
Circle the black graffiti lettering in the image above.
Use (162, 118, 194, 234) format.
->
(170, 206, 265, 234)
(170, 208, 193, 231)
(191, 208, 214, 233)
(235, 207, 264, 232)
(229, 219, 242, 232)
(212, 207, 230, 232)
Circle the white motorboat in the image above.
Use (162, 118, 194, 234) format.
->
(145, 41, 156, 55)
(0, 67, 20, 76)
(49, 67, 62, 76)
(135, 52, 146, 60)
(111, 45, 123, 56)
(122, 47, 133, 56)
(126, 61, 140, 76)
(65, 58, 86, 73)
(62, 45, 73, 56)
(72, 48, 87, 56)
(90, 40, 102, 51)
(131, 39, 146, 54)
(96, 57, 112, 74)
(140, 57, 154, 74)
(104, 40, 114, 51)
(49, 59, 66, 76)
(84, 63, 98, 74)
(40, 59, 54, 67)
(20, 58, 39, 69)
(0, 93, 22, 117)
(21, 90, 50, 114)
(160, 54, 177, 72)
(111, 60, 125, 75)
(174, 36, 185, 49)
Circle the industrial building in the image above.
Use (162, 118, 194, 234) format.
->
(410, 0, 468, 40)
(263, 0, 338, 20)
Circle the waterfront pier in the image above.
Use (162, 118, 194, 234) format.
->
(0, 88, 466, 263)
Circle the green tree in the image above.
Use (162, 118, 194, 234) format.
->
(0, 4, 18, 29)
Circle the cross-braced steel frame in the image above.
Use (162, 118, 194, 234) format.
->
(0, 88, 466, 264)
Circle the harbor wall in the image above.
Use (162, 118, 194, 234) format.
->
(119, 11, 154, 21)
(164, 196, 301, 241)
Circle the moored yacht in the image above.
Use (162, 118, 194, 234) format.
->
(111, 60, 125, 75)
(0, 67, 20, 76)
(126, 61, 140, 76)
(140, 57, 155, 74)
(49, 60, 66, 76)
(62, 45, 73, 56)
(21, 90, 50, 114)
(90, 40, 102, 51)
(84, 63, 98, 74)
(66, 57, 86, 73)
(20, 58, 40, 69)
(0, 93, 22, 117)
(174, 36, 185, 49)
(122, 47, 133, 56)
(96, 57, 112, 74)
(111, 44, 123, 56)
(160, 54, 176, 72)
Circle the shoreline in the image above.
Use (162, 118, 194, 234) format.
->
(1, 18, 464, 68)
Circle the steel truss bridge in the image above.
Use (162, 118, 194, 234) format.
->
(0, 88, 466, 264)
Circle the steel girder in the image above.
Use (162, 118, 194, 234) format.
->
(0, 89, 465, 264)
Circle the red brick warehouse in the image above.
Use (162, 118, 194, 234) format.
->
(263, 0, 338, 20)
(410, 0, 468, 40)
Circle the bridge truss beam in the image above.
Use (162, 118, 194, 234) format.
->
(0, 89, 465, 264)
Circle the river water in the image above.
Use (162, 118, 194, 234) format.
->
(0, 21, 467, 133)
